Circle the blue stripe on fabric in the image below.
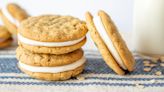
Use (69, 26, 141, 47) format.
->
(0, 81, 164, 87)
(0, 58, 163, 75)
(0, 76, 164, 81)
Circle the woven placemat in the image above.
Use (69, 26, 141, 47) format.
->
(0, 46, 163, 92)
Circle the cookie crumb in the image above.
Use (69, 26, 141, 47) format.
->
(144, 68, 151, 72)
(76, 76, 85, 80)
(160, 63, 164, 67)
(155, 71, 162, 76)
(143, 60, 150, 64)
(135, 84, 145, 89)
(149, 79, 156, 83)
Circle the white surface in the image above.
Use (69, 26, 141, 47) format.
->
(93, 16, 127, 70)
(18, 34, 86, 47)
(19, 56, 86, 73)
(133, 0, 164, 55)
(0, 0, 133, 51)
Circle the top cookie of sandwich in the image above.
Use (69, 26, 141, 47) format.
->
(18, 15, 88, 42)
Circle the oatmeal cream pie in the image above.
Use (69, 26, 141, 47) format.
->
(16, 47, 86, 81)
(18, 15, 88, 54)
(85, 10, 135, 75)
(0, 26, 12, 48)
(0, 3, 29, 34)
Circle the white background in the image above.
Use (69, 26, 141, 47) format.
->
(0, 0, 133, 50)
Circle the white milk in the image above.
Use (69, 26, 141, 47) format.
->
(133, 0, 164, 55)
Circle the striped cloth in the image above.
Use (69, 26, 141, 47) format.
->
(0, 46, 164, 92)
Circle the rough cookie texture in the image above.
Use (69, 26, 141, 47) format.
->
(19, 64, 84, 81)
(18, 15, 88, 42)
(18, 38, 86, 54)
(98, 11, 135, 72)
(85, 12, 125, 75)
(85, 11, 135, 75)
(16, 46, 84, 67)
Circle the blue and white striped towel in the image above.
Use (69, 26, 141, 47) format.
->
(0, 46, 164, 92)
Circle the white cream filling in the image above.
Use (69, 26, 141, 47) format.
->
(18, 56, 86, 73)
(1, 8, 20, 26)
(18, 33, 85, 47)
(93, 16, 127, 70)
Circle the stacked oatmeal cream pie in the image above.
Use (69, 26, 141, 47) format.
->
(16, 15, 88, 81)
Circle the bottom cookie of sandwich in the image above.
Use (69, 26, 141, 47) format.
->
(18, 63, 85, 81)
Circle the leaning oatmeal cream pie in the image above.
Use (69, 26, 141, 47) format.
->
(18, 15, 88, 54)
(85, 10, 135, 75)
(16, 47, 86, 81)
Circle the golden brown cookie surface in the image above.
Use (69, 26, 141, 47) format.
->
(98, 10, 135, 72)
(0, 38, 12, 48)
(85, 12, 125, 75)
(18, 15, 88, 42)
(85, 10, 135, 75)
(0, 26, 12, 48)
(16, 46, 84, 67)
(0, 26, 11, 39)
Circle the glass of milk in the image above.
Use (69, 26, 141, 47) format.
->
(133, 0, 164, 56)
